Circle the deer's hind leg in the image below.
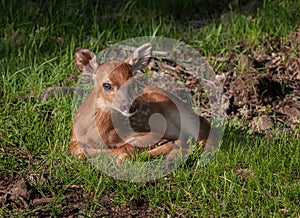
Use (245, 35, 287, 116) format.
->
(146, 140, 177, 157)
(146, 139, 189, 162)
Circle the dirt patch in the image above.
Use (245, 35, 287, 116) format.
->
(151, 28, 300, 133)
(219, 29, 300, 132)
(0, 173, 158, 217)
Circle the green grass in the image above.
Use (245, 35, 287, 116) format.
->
(1, 0, 300, 216)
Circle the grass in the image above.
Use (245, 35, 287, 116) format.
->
(1, 0, 300, 216)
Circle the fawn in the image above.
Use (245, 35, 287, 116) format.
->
(70, 43, 211, 164)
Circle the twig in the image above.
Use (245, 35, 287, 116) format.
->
(32, 197, 54, 206)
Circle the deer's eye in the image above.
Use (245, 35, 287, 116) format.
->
(103, 83, 112, 91)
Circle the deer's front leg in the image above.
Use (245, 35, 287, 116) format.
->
(70, 140, 135, 164)
(70, 140, 85, 159)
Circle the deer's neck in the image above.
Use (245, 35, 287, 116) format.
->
(94, 108, 114, 146)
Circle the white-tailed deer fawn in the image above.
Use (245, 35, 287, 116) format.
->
(70, 43, 211, 164)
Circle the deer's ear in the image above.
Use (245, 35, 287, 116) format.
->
(125, 43, 152, 71)
(75, 48, 99, 74)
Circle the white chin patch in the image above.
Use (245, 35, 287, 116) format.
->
(112, 107, 136, 117)
(119, 110, 136, 117)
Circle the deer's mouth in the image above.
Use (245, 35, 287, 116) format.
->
(112, 101, 138, 117)
(117, 109, 136, 117)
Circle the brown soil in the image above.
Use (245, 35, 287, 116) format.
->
(0, 173, 159, 217)
(155, 28, 300, 133)
(215, 29, 300, 132)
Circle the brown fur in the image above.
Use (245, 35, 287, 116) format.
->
(70, 43, 211, 164)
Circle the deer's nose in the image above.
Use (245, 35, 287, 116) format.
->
(129, 101, 138, 114)
(120, 101, 137, 114)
